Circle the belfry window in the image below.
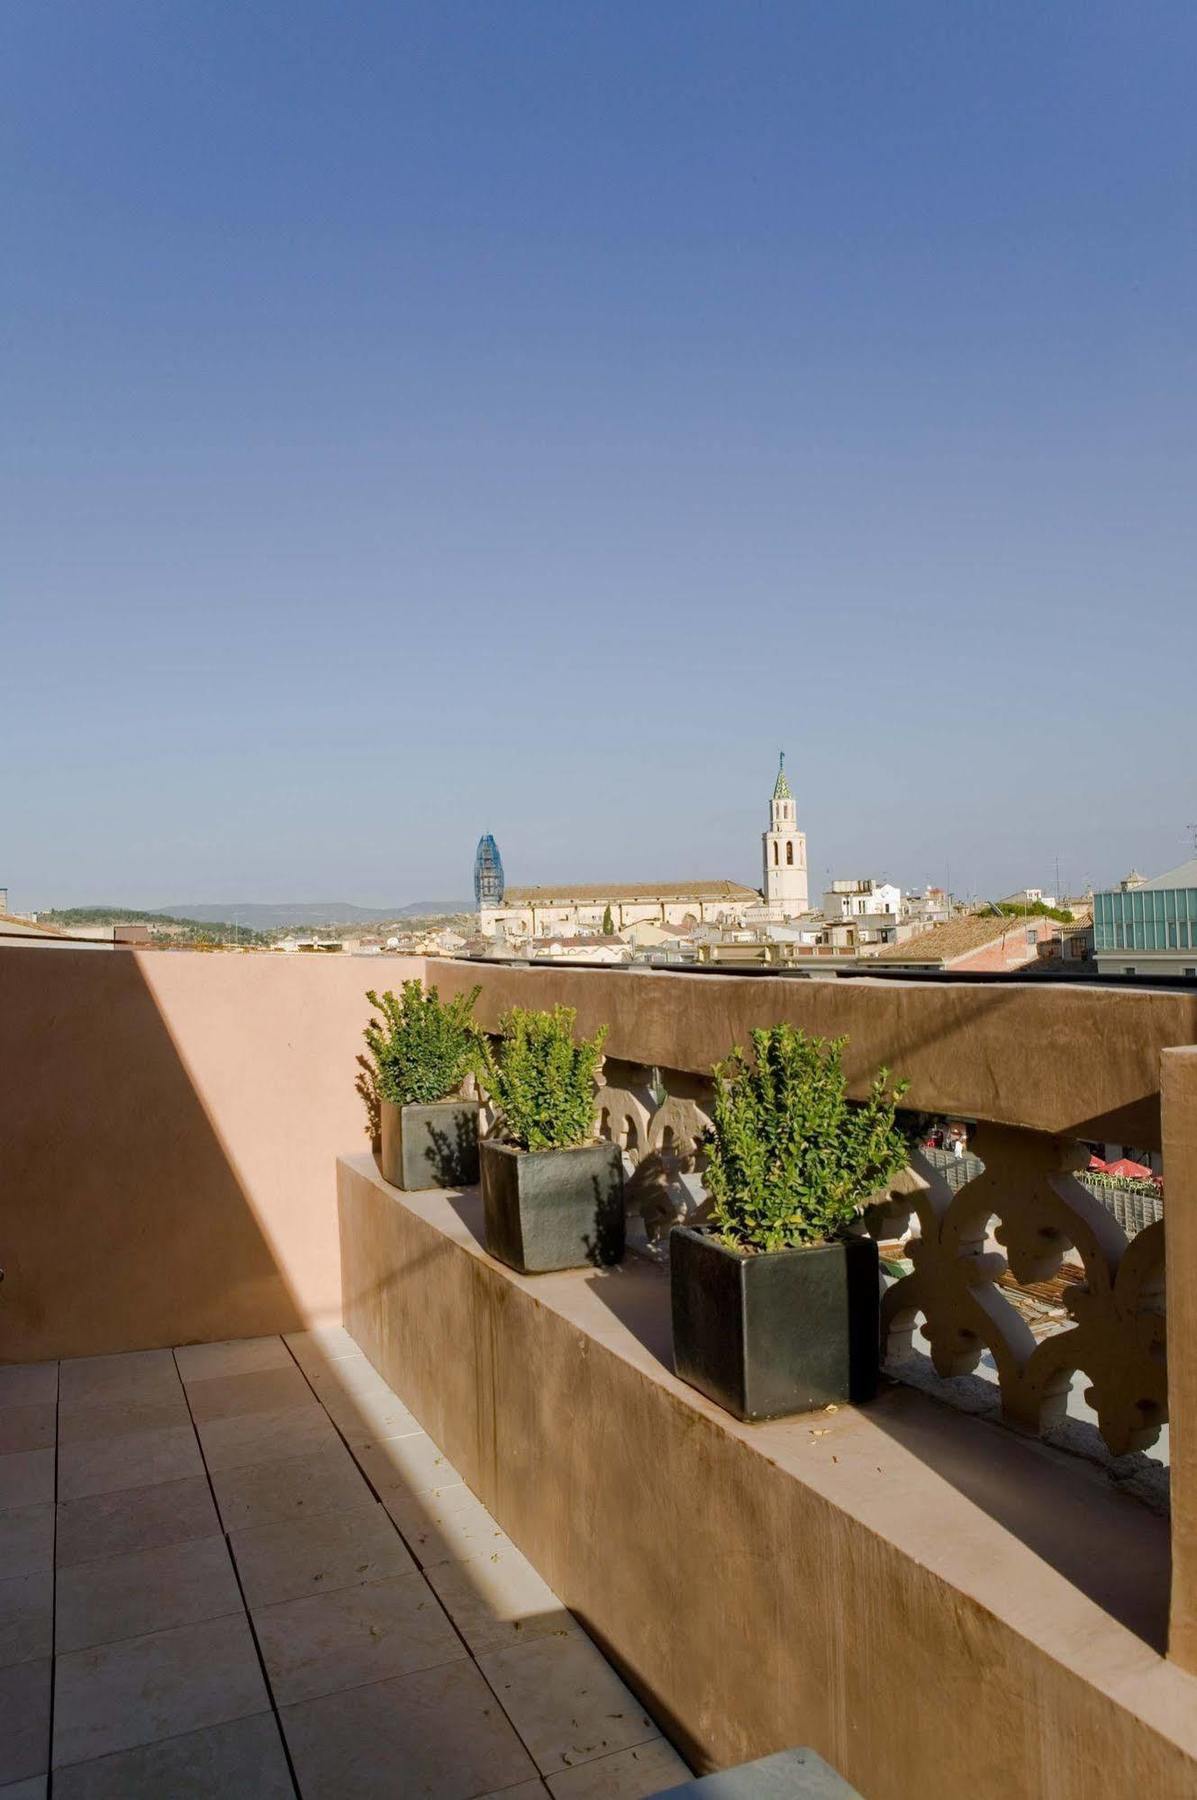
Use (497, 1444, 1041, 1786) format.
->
(786, 842, 793, 865)
(773, 843, 778, 865)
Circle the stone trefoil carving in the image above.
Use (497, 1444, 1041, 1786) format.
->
(596, 1060, 714, 1251)
(876, 1127, 1166, 1457)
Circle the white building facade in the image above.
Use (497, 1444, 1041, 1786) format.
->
(822, 878, 902, 921)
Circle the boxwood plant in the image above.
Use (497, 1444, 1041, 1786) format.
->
(476, 1004, 607, 1152)
(363, 981, 482, 1108)
(705, 1024, 909, 1253)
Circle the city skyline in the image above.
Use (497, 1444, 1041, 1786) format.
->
(4, 6, 1194, 906)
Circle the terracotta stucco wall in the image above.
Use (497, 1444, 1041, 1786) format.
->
(340, 1158, 1197, 1798)
(1164, 1045, 1197, 1673)
(429, 958, 1197, 1147)
(1, 947, 423, 1362)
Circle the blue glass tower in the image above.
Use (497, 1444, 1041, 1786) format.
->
(474, 834, 505, 908)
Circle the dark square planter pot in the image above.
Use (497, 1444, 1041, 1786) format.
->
(379, 1099, 480, 1192)
(480, 1139, 625, 1274)
(670, 1227, 879, 1421)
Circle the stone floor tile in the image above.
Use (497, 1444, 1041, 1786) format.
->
(185, 1365, 316, 1423)
(57, 1392, 190, 1448)
(0, 1452, 54, 1511)
(229, 1499, 416, 1609)
(56, 1535, 241, 1655)
(0, 1658, 50, 1785)
(281, 1658, 537, 1800)
(174, 1337, 293, 1384)
(51, 1711, 293, 1799)
(300, 1351, 386, 1398)
(0, 1775, 47, 1797)
(318, 1379, 423, 1447)
(386, 1485, 513, 1568)
(57, 1352, 179, 1412)
(482, 1784, 550, 1799)
(0, 1407, 56, 1458)
(56, 1476, 219, 1570)
(353, 1431, 463, 1499)
(253, 1568, 465, 1705)
(427, 1544, 580, 1658)
(0, 1572, 52, 1668)
(57, 1424, 204, 1503)
(210, 1443, 376, 1533)
(0, 1367, 57, 1410)
(283, 1325, 362, 1371)
(478, 1633, 661, 1776)
(545, 1740, 692, 1798)
(197, 1401, 340, 1474)
(0, 1507, 54, 1580)
(52, 1612, 268, 1768)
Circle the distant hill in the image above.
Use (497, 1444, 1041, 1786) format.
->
(157, 901, 473, 928)
(37, 907, 270, 945)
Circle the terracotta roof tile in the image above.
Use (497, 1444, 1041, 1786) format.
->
(873, 915, 1045, 965)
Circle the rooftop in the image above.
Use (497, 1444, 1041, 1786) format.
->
(872, 913, 1044, 964)
(1138, 859, 1197, 891)
(3, 943, 1197, 1798)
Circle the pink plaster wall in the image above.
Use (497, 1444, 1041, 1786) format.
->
(1, 947, 424, 1362)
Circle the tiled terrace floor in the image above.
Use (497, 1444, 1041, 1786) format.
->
(0, 1331, 690, 1799)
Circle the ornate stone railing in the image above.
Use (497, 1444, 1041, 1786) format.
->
(872, 1128, 1166, 1457)
(593, 1058, 1168, 1461)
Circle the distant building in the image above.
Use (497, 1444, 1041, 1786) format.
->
(873, 913, 1058, 973)
(1093, 860, 1197, 978)
(527, 935, 631, 965)
(998, 887, 1059, 911)
(59, 923, 152, 946)
(822, 879, 901, 921)
(477, 756, 809, 940)
(903, 887, 955, 928)
(762, 754, 809, 920)
(272, 936, 346, 954)
(480, 879, 760, 940)
(474, 835, 505, 908)
(0, 912, 102, 950)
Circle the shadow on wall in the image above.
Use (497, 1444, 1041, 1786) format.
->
(579, 1244, 1172, 1653)
(1, 948, 322, 1362)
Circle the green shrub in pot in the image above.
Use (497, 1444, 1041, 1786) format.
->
(672, 1024, 909, 1420)
(363, 982, 483, 1191)
(476, 1005, 624, 1273)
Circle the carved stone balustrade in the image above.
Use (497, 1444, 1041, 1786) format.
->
(589, 1064, 1167, 1460)
(875, 1125, 1167, 1456)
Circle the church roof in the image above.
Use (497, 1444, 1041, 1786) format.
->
(503, 880, 760, 905)
(772, 752, 791, 802)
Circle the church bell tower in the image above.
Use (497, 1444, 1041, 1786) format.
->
(762, 752, 809, 919)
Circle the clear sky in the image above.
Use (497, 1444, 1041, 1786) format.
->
(3, 3, 1194, 910)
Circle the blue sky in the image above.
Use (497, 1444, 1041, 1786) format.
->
(3, 3, 1194, 909)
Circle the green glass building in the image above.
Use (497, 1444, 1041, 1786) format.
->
(1093, 859, 1197, 976)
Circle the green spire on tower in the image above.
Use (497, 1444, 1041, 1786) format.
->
(772, 749, 791, 802)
